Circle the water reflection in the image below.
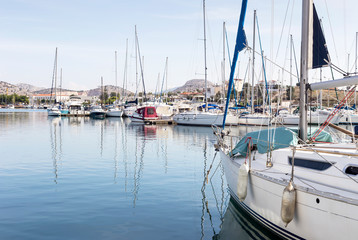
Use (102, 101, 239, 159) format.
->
(49, 117, 62, 184)
(214, 197, 284, 240)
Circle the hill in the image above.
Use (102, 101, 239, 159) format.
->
(172, 79, 215, 93)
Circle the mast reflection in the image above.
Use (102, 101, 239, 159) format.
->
(49, 117, 62, 184)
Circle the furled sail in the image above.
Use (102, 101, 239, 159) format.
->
(309, 4, 330, 69)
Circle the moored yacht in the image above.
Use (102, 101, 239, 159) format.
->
(89, 105, 106, 119)
(130, 106, 158, 123)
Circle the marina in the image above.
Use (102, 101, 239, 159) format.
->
(1, 0, 358, 239)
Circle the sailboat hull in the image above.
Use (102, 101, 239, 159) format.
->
(220, 149, 358, 240)
(237, 114, 271, 126)
(173, 112, 238, 126)
(106, 109, 123, 117)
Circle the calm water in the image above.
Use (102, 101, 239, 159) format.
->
(0, 110, 267, 240)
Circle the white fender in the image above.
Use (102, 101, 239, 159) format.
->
(281, 181, 296, 227)
(237, 162, 249, 201)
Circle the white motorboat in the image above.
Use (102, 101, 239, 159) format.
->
(89, 105, 106, 119)
(47, 107, 61, 117)
(106, 106, 123, 117)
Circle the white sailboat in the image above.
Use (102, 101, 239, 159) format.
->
(106, 51, 123, 117)
(173, 0, 238, 127)
(274, 109, 341, 125)
(47, 48, 61, 117)
(215, 0, 358, 239)
(237, 10, 271, 126)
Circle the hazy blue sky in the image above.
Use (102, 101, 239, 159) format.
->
(0, 0, 357, 92)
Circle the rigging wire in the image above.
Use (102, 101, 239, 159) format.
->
(324, 0, 340, 66)
(274, 0, 291, 63)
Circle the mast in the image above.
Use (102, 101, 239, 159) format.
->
(101, 77, 104, 107)
(355, 32, 357, 106)
(203, 0, 208, 111)
(115, 51, 118, 104)
(222, 0, 248, 128)
(251, 10, 256, 113)
(290, 35, 293, 111)
(60, 68, 62, 106)
(135, 27, 147, 102)
(54, 48, 58, 104)
(299, 0, 312, 141)
(123, 39, 128, 101)
(222, 22, 226, 105)
(135, 26, 138, 99)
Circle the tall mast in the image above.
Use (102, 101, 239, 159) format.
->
(115, 51, 118, 103)
(122, 39, 128, 100)
(251, 10, 256, 113)
(290, 35, 293, 111)
(135, 26, 138, 98)
(299, 0, 312, 141)
(136, 27, 147, 102)
(101, 76, 104, 107)
(60, 68, 62, 105)
(203, 0, 208, 111)
(222, 22, 226, 105)
(355, 32, 357, 106)
(54, 48, 58, 104)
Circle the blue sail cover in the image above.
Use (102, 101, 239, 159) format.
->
(311, 4, 330, 69)
(231, 127, 332, 157)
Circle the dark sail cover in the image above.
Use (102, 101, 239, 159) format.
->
(237, 28, 247, 52)
(311, 4, 330, 69)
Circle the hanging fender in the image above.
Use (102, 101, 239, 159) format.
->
(281, 181, 296, 227)
(237, 162, 249, 201)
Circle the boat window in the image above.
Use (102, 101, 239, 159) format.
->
(345, 166, 358, 175)
(147, 108, 155, 115)
(288, 157, 334, 171)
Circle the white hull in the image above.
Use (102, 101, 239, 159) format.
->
(220, 144, 358, 240)
(173, 112, 238, 126)
(237, 114, 271, 126)
(129, 114, 158, 123)
(274, 112, 341, 125)
(47, 108, 61, 117)
(123, 107, 137, 117)
(106, 109, 123, 117)
(339, 113, 358, 124)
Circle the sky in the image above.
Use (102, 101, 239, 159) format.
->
(0, 0, 357, 92)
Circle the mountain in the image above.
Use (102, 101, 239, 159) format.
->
(86, 85, 132, 97)
(172, 79, 215, 93)
(32, 88, 79, 94)
(0, 81, 133, 97)
(16, 83, 45, 93)
(0, 81, 41, 95)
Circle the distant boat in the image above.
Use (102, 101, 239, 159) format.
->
(173, 104, 238, 126)
(107, 106, 123, 117)
(106, 51, 123, 118)
(274, 109, 341, 125)
(172, 0, 238, 127)
(89, 105, 106, 119)
(48, 47, 60, 117)
(47, 107, 61, 117)
(130, 106, 158, 123)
